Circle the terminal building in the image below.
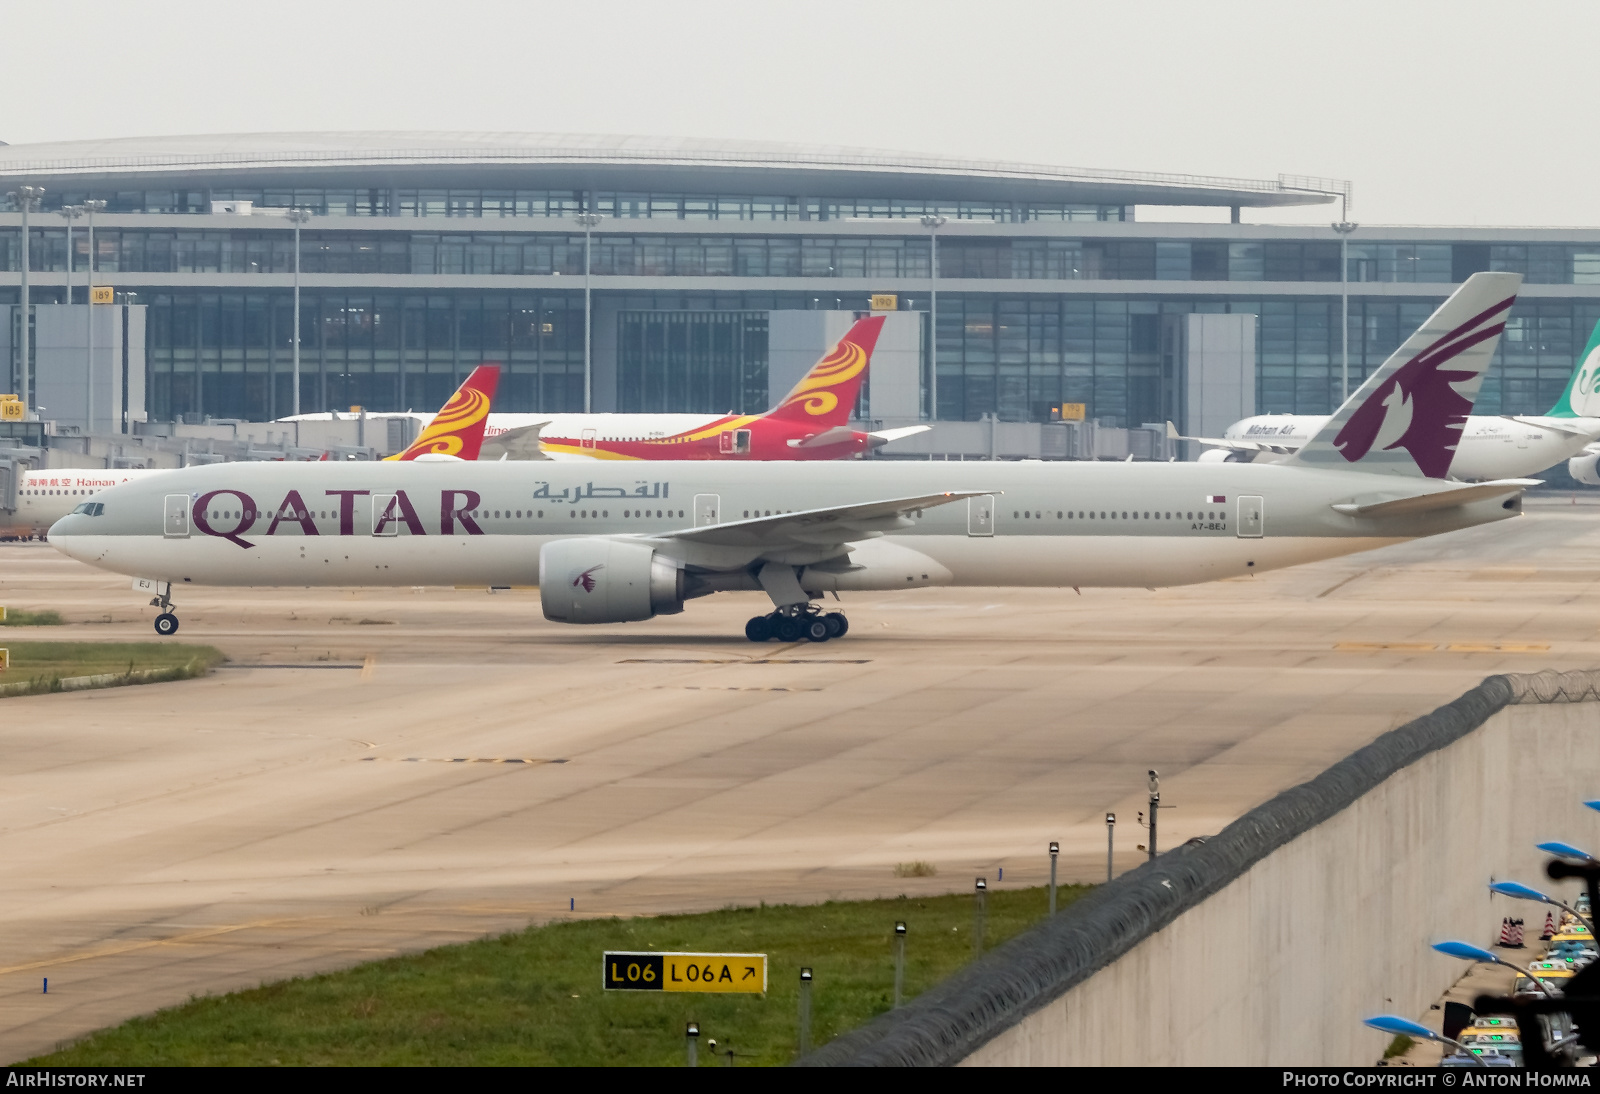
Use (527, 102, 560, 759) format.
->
(3, 131, 1600, 448)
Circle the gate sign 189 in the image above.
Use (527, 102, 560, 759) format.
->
(602, 952, 768, 993)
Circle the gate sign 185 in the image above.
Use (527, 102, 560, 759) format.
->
(602, 952, 767, 993)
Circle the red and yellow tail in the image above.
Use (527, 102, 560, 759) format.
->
(763, 316, 885, 427)
(387, 365, 501, 461)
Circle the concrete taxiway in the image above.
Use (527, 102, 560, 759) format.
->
(1, 497, 1599, 1059)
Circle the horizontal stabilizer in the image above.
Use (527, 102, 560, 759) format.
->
(869, 425, 933, 446)
(1165, 422, 1283, 453)
(793, 426, 858, 449)
(482, 421, 550, 461)
(1331, 479, 1540, 518)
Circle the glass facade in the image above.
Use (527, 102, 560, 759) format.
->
(0, 188, 1125, 223)
(9, 229, 1600, 287)
(616, 311, 768, 414)
(141, 292, 586, 422)
(3, 165, 1599, 428)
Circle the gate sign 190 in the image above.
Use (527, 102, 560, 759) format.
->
(602, 952, 767, 993)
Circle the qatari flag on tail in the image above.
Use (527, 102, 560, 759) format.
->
(1289, 271, 1522, 479)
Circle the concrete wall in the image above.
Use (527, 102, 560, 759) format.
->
(1181, 313, 1256, 459)
(961, 699, 1600, 1067)
(14, 305, 147, 434)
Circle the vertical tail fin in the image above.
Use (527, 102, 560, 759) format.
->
(1546, 318, 1600, 418)
(763, 316, 885, 427)
(1290, 272, 1521, 478)
(389, 365, 501, 461)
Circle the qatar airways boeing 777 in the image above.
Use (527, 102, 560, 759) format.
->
(51, 273, 1529, 643)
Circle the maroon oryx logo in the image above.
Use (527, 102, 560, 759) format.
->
(572, 565, 603, 593)
(1332, 295, 1514, 478)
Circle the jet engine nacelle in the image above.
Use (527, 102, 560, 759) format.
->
(1570, 449, 1600, 486)
(1198, 448, 1247, 463)
(539, 538, 684, 623)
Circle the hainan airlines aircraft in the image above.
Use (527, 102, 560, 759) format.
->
(52, 274, 1530, 643)
(2, 366, 499, 542)
(280, 316, 929, 461)
(1175, 317, 1600, 480)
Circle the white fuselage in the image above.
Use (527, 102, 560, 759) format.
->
(48, 460, 1520, 602)
(1225, 413, 1600, 480)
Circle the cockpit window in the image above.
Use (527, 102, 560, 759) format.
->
(71, 502, 105, 517)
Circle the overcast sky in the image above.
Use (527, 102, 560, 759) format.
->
(0, 0, 1593, 228)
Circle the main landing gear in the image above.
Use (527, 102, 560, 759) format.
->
(744, 606, 849, 643)
(150, 587, 180, 636)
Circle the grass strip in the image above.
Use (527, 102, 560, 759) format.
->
(0, 642, 225, 698)
(31, 884, 1091, 1066)
(0, 609, 63, 626)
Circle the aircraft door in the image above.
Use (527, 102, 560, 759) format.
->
(371, 493, 398, 536)
(1237, 495, 1264, 538)
(693, 493, 720, 527)
(967, 494, 995, 537)
(718, 430, 752, 455)
(163, 494, 190, 538)
(581, 428, 597, 450)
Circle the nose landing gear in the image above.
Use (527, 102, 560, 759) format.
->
(149, 587, 179, 636)
(744, 606, 848, 643)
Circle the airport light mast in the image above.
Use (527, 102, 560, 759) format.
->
(576, 212, 603, 413)
(286, 208, 312, 416)
(1333, 210, 1359, 402)
(84, 199, 106, 435)
(7, 186, 44, 411)
(921, 215, 947, 420)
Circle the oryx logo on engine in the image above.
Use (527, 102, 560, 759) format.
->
(572, 565, 603, 593)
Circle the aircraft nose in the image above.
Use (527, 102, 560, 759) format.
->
(47, 516, 88, 554)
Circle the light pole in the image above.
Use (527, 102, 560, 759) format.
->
(920, 215, 946, 421)
(1106, 813, 1116, 882)
(576, 212, 603, 413)
(1490, 880, 1598, 938)
(1146, 770, 1160, 862)
(1333, 208, 1358, 402)
(57, 205, 84, 432)
(57, 204, 83, 306)
(83, 199, 105, 435)
(7, 186, 44, 410)
(1362, 1014, 1486, 1067)
(1432, 940, 1552, 997)
(286, 208, 311, 415)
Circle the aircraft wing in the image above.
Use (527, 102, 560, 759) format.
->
(650, 491, 989, 551)
(1505, 416, 1599, 438)
(1331, 479, 1541, 518)
(480, 422, 551, 461)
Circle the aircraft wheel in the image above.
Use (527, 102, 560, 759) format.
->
(826, 612, 848, 638)
(154, 612, 180, 636)
(775, 616, 804, 643)
(803, 618, 830, 642)
(744, 616, 772, 642)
